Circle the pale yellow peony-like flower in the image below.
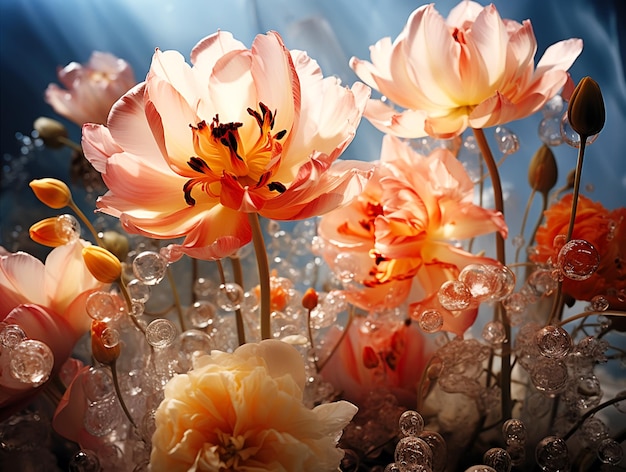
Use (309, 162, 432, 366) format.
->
(150, 339, 357, 471)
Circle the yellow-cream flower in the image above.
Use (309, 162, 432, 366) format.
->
(150, 339, 357, 471)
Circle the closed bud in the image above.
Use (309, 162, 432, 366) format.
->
(528, 145, 558, 194)
(302, 287, 319, 311)
(29, 217, 72, 247)
(91, 320, 120, 365)
(567, 76, 605, 137)
(33, 117, 68, 149)
(82, 245, 122, 283)
(29, 178, 72, 209)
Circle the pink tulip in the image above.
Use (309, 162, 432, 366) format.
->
(82, 31, 373, 261)
(319, 135, 507, 336)
(45, 51, 136, 126)
(351, 1, 583, 138)
(0, 241, 105, 411)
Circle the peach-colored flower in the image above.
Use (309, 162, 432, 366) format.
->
(83, 31, 372, 261)
(532, 194, 626, 310)
(45, 51, 136, 126)
(150, 339, 357, 471)
(0, 241, 106, 410)
(319, 135, 507, 336)
(321, 317, 431, 408)
(351, 0, 582, 138)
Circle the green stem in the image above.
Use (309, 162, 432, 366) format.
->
(248, 213, 271, 340)
(68, 199, 103, 246)
(167, 267, 186, 332)
(229, 256, 247, 346)
(57, 136, 84, 154)
(110, 360, 138, 430)
(472, 127, 511, 423)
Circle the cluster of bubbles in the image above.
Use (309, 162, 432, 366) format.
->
(537, 94, 601, 148)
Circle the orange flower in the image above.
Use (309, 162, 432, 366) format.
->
(82, 31, 372, 261)
(351, 0, 582, 138)
(45, 51, 136, 126)
(532, 194, 626, 310)
(319, 135, 506, 336)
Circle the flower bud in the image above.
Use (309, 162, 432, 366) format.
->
(528, 145, 558, 194)
(82, 245, 122, 283)
(29, 178, 72, 209)
(29, 217, 71, 247)
(567, 76, 605, 137)
(91, 320, 120, 365)
(100, 230, 130, 262)
(33, 116, 68, 149)
(302, 288, 319, 311)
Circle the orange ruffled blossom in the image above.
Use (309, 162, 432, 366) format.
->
(318, 135, 508, 337)
(532, 193, 626, 311)
(350, 0, 582, 138)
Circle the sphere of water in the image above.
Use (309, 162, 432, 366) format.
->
(557, 239, 600, 281)
(494, 126, 520, 155)
(82, 367, 114, 403)
(526, 268, 558, 298)
(398, 410, 425, 437)
(86, 291, 122, 322)
(394, 436, 433, 470)
(187, 300, 218, 329)
(542, 95, 564, 117)
(419, 309, 443, 333)
(538, 117, 563, 146)
(531, 358, 569, 395)
(83, 398, 120, 436)
(193, 277, 214, 298)
(145, 318, 177, 348)
(333, 252, 361, 283)
(560, 114, 599, 147)
(69, 449, 101, 472)
(438, 280, 472, 311)
(418, 431, 447, 472)
(0, 324, 26, 349)
(216, 283, 244, 311)
(482, 321, 506, 345)
(459, 264, 497, 302)
(9, 340, 54, 386)
(132, 251, 168, 285)
(126, 279, 151, 303)
(488, 265, 516, 301)
(483, 448, 512, 472)
(100, 327, 120, 349)
(589, 295, 609, 312)
(55, 214, 81, 242)
(535, 436, 569, 471)
(597, 438, 623, 465)
(535, 325, 572, 358)
(502, 419, 527, 446)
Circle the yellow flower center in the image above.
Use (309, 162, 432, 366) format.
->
(184, 102, 287, 206)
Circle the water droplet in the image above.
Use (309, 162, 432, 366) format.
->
(512, 235, 525, 249)
(502, 293, 526, 317)
(394, 436, 433, 470)
(333, 252, 360, 283)
(132, 251, 168, 286)
(482, 321, 506, 345)
(55, 214, 81, 242)
(10, 339, 54, 386)
(557, 239, 600, 281)
(494, 126, 520, 155)
(542, 95, 564, 117)
(145, 318, 177, 348)
(417, 431, 447, 472)
(100, 327, 120, 349)
(216, 283, 244, 311)
(483, 447, 512, 472)
(187, 300, 218, 329)
(398, 410, 424, 437)
(560, 114, 599, 148)
(535, 325, 572, 358)
(86, 291, 122, 323)
(502, 419, 527, 446)
(459, 264, 497, 302)
(488, 265, 516, 301)
(589, 295, 609, 312)
(82, 367, 114, 403)
(531, 358, 569, 395)
(83, 397, 120, 436)
(526, 268, 557, 298)
(0, 324, 26, 349)
(69, 449, 101, 472)
(535, 436, 569, 471)
(538, 118, 563, 146)
(419, 309, 444, 333)
(193, 277, 213, 298)
(597, 438, 624, 465)
(127, 279, 151, 303)
(438, 280, 472, 311)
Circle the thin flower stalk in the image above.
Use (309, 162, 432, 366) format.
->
(229, 255, 247, 346)
(248, 213, 271, 340)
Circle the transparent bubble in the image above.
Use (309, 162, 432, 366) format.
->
(333, 252, 361, 283)
(538, 117, 563, 146)
(488, 265, 516, 301)
(418, 431, 447, 472)
(543, 95, 564, 117)
(69, 449, 101, 472)
(86, 291, 122, 323)
(187, 300, 218, 329)
(580, 417, 609, 448)
(438, 280, 472, 311)
(179, 330, 213, 357)
(560, 114, 600, 147)
(55, 214, 81, 242)
(494, 126, 520, 155)
(419, 309, 444, 333)
(502, 419, 527, 446)
(193, 277, 214, 298)
(83, 398, 120, 437)
(535, 325, 572, 358)
(394, 436, 433, 470)
(126, 279, 151, 303)
(557, 239, 600, 281)
(10, 340, 54, 386)
(0, 324, 26, 349)
(512, 235, 525, 249)
(482, 321, 506, 345)
(132, 251, 168, 286)
(82, 367, 114, 403)
(531, 358, 568, 395)
(145, 318, 177, 348)
(535, 436, 569, 471)
(100, 327, 120, 349)
(216, 283, 244, 311)
(502, 293, 526, 317)
(569, 373, 603, 412)
(458, 264, 497, 302)
(597, 438, 623, 465)
(526, 268, 558, 298)
(399, 410, 424, 437)
(589, 295, 610, 312)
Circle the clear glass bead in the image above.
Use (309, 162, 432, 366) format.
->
(526, 268, 558, 298)
(557, 239, 600, 281)
(193, 277, 214, 298)
(55, 214, 80, 242)
(82, 367, 114, 403)
(494, 126, 520, 155)
(542, 95, 564, 117)
(531, 358, 568, 395)
(438, 280, 472, 311)
(216, 282, 244, 311)
(458, 264, 497, 302)
(83, 398, 120, 437)
(101, 327, 120, 349)
(418, 309, 443, 333)
(145, 318, 177, 348)
(398, 410, 424, 437)
(502, 419, 527, 446)
(132, 251, 168, 285)
(589, 295, 610, 312)
(535, 325, 572, 358)
(488, 265, 516, 301)
(394, 436, 433, 470)
(418, 431, 447, 472)
(127, 279, 151, 303)
(560, 114, 599, 147)
(535, 436, 569, 471)
(333, 252, 361, 283)
(0, 324, 26, 349)
(482, 321, 506, 345)
(597, 438, 623, 465)
(86, 291, 122, 323)
(538, 117, 563, 146)
(9, 339, 54, 386)
(69, 449, 101, 472)
(187, 300, 218, 329)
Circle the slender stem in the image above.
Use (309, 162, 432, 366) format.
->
(57, 136, 84, 154)
(191, 258, 199, 303)
(528, 192, 549, 248)
(248, 213, 271, 340)
(515, 189, 536, 264)
(68, 199, 103, 246)
(110, 360, 138, 429)
(306, 308, 319, 372)
(317, 305, 355, 372)
(558, 310, 625, 327)
(472, 127, 511, 423)
(229, 256, 247, 346)
(563, 392, 626, 441)
(167, 267, 186, 332)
